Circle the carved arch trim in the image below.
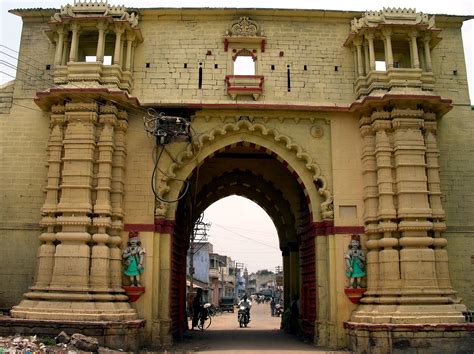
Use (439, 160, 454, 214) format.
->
(160, 120, 333, 220)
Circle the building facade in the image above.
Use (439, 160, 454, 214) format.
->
(0, 2, 473, 352)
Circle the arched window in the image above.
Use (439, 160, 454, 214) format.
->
(233, 49, 257, 75)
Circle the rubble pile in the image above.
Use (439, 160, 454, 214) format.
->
(0, 335, 48, 352)
(0, 332, 112, 353)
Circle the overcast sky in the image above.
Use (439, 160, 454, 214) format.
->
(1, 0, 472, 273)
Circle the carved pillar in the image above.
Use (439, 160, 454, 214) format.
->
(360, 117, 381, 292)
(96, 21, 108, 63)
(61, 33, 70, 66)
(351, 47, 358, 78)
(363, 42, 370, 75)
(32, 108, 65, 289)
(423, 114, 453, 293)
(49, 102, 97, 290)
(382, 29, 394, 69)
(125, 33, 134, 71)
(113, 25, 124, 66)
(423, 35, 433, 72)
(69, 23, 80, 62)
(392, 109, 436, 293)
(372, 112, 399, 293)
(409, 31, 420, 69)
(354, 38, 364, 77)
(109, 110, 128, 292)
(54, 27, 65, 66)
(90, 104, 117, 291)
(366, 32, 376, 71)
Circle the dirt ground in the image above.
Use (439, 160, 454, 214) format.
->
(161, 302, 349, 354)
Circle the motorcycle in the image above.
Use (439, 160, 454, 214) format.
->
(274, 303, 283, 317)
(238, 305, 250, 328)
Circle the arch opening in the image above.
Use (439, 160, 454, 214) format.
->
(168, 143, 317, 340)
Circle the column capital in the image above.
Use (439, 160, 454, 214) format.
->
(381, 28, 392, 37)
(364, 31, 375, 40)
(408, 30, 419, 39)
(360, 124, 374, 137)
(125, 31, 136, 41)
(70, 22, 81, 32)
(97, 21, 109, 31)
(372, 120, 392, 132)
(114, 23, 125, 34)
(353, 36, 363, 46)
(392, 117, 423, 130)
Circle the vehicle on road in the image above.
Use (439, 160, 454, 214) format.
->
(197, 303, 212, 330)
(219, 297, 235, 313)
(238, 305, 250, 327)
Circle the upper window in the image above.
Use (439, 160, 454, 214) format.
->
(234, 55, 256, 75)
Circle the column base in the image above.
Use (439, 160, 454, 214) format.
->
(351, 303, 466, 324)
(11, 299, 137, 321)
(345, 321, 474, 354)
(0, 316, 145, 351)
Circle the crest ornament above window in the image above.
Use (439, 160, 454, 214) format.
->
(227, 17, 261, 37)
(224, 16, 266, 52)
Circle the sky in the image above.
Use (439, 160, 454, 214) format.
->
(0, 0, 473, 273)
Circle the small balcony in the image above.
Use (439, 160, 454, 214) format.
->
(355, 68, 435, 98)
(225, 75, 264, 100)
(53, 62, 132, 92)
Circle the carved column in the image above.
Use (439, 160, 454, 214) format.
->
(423, 35, 433, 72)
(423, 114, 453, 293)
(366, 32, 376, 71)
(113, 24, 125, 66)
(49, 102, 97, 290)
(392, 109, 436, 293)
(354, 37, 364, 77)
(382, 29, 394, 69)
(96, 21, 108, 63)
(69, 23, 80, 62)
(363, 42, 370, 75)
(372, 112, 399, 293)
(61, 33, 70, 65)
(409, 31, 420, 69)
(32, 108, 65, 290)
(90, 104, 117, 291)
(125, 33, 134, 71)
(54, 27, 65, 66)
(360, 117, 380, 292)
(109, 110, 128, 291)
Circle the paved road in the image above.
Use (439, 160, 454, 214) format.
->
(170, 302, 348, 353)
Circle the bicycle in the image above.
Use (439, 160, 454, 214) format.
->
(197, 304, 212, 330)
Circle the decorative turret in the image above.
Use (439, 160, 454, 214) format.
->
(46, 0, 143, 92)
(344, 8, 441, 99)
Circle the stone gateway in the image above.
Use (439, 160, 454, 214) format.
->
(0, 2, 473, 352)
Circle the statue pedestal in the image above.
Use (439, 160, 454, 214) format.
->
(123, 286, 145, 302)
(344, 288, 366, 304)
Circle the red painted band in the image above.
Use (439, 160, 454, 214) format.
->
(124, 223, 155, 232)
(155, 218, 176, 234)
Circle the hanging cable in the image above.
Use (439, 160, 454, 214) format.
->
(151, 145, 190, 204)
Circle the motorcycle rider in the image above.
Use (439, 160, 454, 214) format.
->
(238, 294, 252, 322)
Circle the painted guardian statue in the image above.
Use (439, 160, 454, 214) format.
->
(122, 231, 145, 286)
(345, 234, 366, 289)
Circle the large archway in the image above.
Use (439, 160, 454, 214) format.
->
(167, 140, 320, 339)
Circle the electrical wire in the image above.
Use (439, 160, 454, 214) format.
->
(151, 145, 190, 204)
(209, 222, 280, 250)
(0, 45, 151, 118)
